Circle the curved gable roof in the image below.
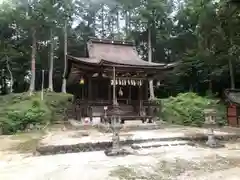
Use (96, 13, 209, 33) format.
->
(67, 37, 177, 70)
(87, 38, 166, 67)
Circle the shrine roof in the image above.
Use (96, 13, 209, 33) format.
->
(225, 89, 240, 105)
(67, 37, 175, 69)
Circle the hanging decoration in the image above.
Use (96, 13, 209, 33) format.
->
(110, 78, 143, 86)
(118, 87, 123, 96)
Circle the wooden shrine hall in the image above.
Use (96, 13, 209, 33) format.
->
(65, 37, 175, 123)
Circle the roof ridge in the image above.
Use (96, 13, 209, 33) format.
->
(88, 37, 134, 46)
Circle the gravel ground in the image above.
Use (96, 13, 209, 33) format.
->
(1, 144, 240, 180)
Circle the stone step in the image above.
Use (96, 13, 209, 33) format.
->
(131, 140, 194, 149)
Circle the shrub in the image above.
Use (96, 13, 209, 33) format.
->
(1, 100, 45, 134)
(161, 92, 226, 127)
(0, 92, 73, 134)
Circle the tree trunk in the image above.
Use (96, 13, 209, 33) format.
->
(228, 58, 235, 89)
(48, 28, 54, 92)
(101, 4, 105, 38)
(6, 55, 13, 93)
(125, 10, 129, 39)
(1, 69, 5, 95)
(228, 34, 235, 89)
(29, 27, 36, 95)
(116, 7, 120, 40)
(208, 79, 212, 95)
(62, 20, 67, 93)
(93, 14, 96, 37)
(148, 27, 155, 99)
(125, 11, 128, 39)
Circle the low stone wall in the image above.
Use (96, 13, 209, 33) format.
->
(36, 133, 240, 156)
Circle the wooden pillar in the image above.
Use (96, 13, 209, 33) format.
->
(128, 85, 131, 104)
(113, 67, 117, 105)
(138, 83, 142, 100)
(145, 80, 148, 100)
(88, 76, 92, 100)
(138, 82, 143, 115)
(87, 75, 93, 122)
(81, 85, 84, 100)
(108, 81, 111, 103)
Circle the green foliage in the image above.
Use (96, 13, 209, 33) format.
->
(0, 0, 239, 95)
(161, 92, 226, 127)
(0, 92, 73, 134)
(44, 92, 73, 122)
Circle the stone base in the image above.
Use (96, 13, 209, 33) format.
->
(206, 131, 224, 148)
(104, 148, 132, 156)
(206, 135, 225, 148)
(206, 140, 225, 148)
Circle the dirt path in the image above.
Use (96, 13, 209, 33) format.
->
(0, 144, 240, 180)
(1, 126, 240, 180)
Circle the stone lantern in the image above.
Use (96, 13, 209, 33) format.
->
(104, 105, 130, 156)
(203, 109, 223, 148)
